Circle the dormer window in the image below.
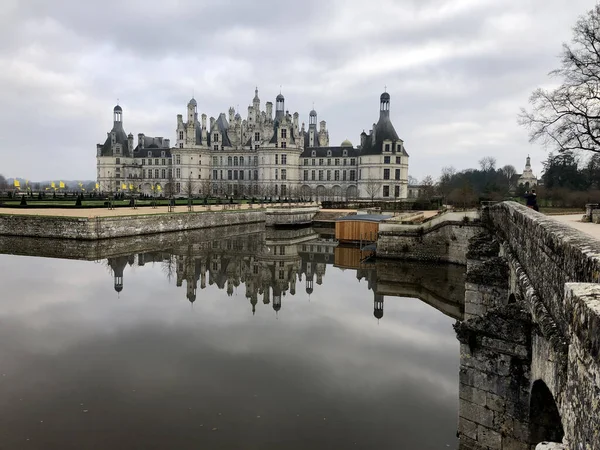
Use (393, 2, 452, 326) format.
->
(148, 151, 152, 157)
(214, 134, 219, 143)
(161, 151, 165, 157)
(327, 150, 332, 157)
(281, 129, 287, 138)
(179, 131, 183, 140)
(384, 143, 391, 152)
(311, 151, 316, 157)
(343, 150, 348, 156)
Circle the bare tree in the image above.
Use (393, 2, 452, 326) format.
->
(200, 178, 212, 198)
(479, 156, 497, 172)
(500, 165, 517, 190)
(364, 179, 381, 202)
(519, 5, 600, 154)
(184, 175, 196, 199)
(438, 166, 456, 203)
(420, 175, 435, 200)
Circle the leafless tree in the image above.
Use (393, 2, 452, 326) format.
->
(519, 5, 600, 154)
(165, 168, 175, 199)
(420, 175, 435, 200)
(500, 165, 517, 190)
(437, 166, 456, 203)
(479, 156, 497, 172)
(364, 179, 381, 202)
(184, 175, 196, 199)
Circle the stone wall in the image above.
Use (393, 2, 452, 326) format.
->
(0, 210, 266, 240)
(0, 222, 265, 260)
(264, 206, 320, 227)
(377, 211, 481, 264)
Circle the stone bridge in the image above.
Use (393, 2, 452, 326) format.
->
(455, 201, 600, 450)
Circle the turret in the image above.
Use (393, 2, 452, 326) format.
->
(127, 133, 134, 151)
(293, 112, 299, 134)
(201, 114, 207, 145)
(380, 91, 390, 119)
(266, 102, 273, 120)
(113, 105, 122, 125)
(138, 133, 145, 149)
(188, 98, 197, 124)
(360, 130, 367, 148)
(229, 106, 235, 123)
(275, 93, 284, 121)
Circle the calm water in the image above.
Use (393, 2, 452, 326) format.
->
(0, 227, 464, 449)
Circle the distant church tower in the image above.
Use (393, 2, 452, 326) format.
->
(518, 155, 537, 189)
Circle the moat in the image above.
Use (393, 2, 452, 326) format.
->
(0, 226, 465, 449)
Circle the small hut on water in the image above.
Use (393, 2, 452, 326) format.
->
(334, 214, 392, 244)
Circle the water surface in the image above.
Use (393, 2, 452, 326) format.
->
(0, 227, 464, 449)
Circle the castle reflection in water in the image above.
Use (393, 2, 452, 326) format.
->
(105, 227, 466, 321)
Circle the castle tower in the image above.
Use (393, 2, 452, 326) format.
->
(308, 109, 317, 147)
(113, 104, 122, 125)
(275, 93, 285, 121)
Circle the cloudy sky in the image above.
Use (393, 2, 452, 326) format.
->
(0, 0, 596, 181)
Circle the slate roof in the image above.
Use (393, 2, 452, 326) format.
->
(99, 122, 131, 157)
(360, 112, 408, 156)
(300, 146, 361, 158)
(133, 146, 172, 158)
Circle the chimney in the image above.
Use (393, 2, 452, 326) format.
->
(138, 133, 145, 149)
(266, 102, 273, 120)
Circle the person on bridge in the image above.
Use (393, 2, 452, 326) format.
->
(524, 189, 539, 212)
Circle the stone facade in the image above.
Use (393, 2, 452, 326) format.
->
(96, 90, 409, 200)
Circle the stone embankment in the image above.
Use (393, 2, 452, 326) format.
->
(376, 210, 481, 264)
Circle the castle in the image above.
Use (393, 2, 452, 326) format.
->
(97, 89, 409, 200)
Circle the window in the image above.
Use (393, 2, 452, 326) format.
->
(162, 169, 166, 179)
(383, 185, 390, 197)
(168, 169, 172, 179)
(155, 159, 159, 165)
(343, 150, 348, 157)
(228, 156, 232, 166)
(281, 141, 287, 150)
(384, 156, 391, 164)
(281, 185, 287, 197)
(213, 156, 218, 165)
(148, 151, 152, 157)
(304, 158, 308, 165)
(311, 151, 316, 157)
(161, 151, 165, 158)
(335, 158, 339, 166)
(162, 158, 166, 165)
(281, 129, 287, 138)
(395, 186, 400, 198)
(220, 170, 223, 179)
(148, 159, 152, 166)
(255, 132, 260, 141)
(327, 170, 331, 181)
(384, 169, 390, 180)
(239, 171, 244, 180)
(275, 169, 278, 180)
(318, 170, 324, 181)
(214, 145, 219, 151)
(275, 154, 279, 165)
(350, 170, 356, 181)
(255, 144, 259, 150)
(214, 134, 219, 142)
(343, 170, 347, 181)
(395, 169, 401, 180)
(176, 155, 181, 165)
(176, 168, 181, 178)
(240, 156, 244, 166)
(213, 170, 218, 180)
(155, 169, 160, 178)
(281, 169, 287, 180)
(281, 154, 287, 165)
(142, 159, 146, 165)
(327, 150, 331, 157)
(334, 170, 340, 181)
(304, 170, 308, 181)
(254, 170, 258, 180)
(350, 158, 356, 165)
(396, 156, 401, 164)
(179, 131, 183, 140)
(176, 183, 181, 193)
(228, 170, 232, 180)
(179, 143, 183, 148)
(234, 156, 238, 166)
(254, 156, 258, 166)
(319, 158, 324, 166)
(312, 159, 316, 166)
(311, 170, 316, 181)
(116, 158, 120, 164)
(148, 170, 152, 179)
(234, 170, 238, 180)
(385, 143, 390, 152)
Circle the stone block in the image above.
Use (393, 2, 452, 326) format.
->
(460, 399, 494, 428)
(502, 436, 530, 450)
(486, 392, 505, 412)
(481, 336, 529, 358)
(535, 443, 566, 450)
(477, 425, 502, 449)
(458, 417, 478, 440)
(460, 385, 487, 406)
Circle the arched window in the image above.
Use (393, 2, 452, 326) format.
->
(228, 156, 232, 166)
(240, 156, 244, 166)
(234, 156, 238, 166)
